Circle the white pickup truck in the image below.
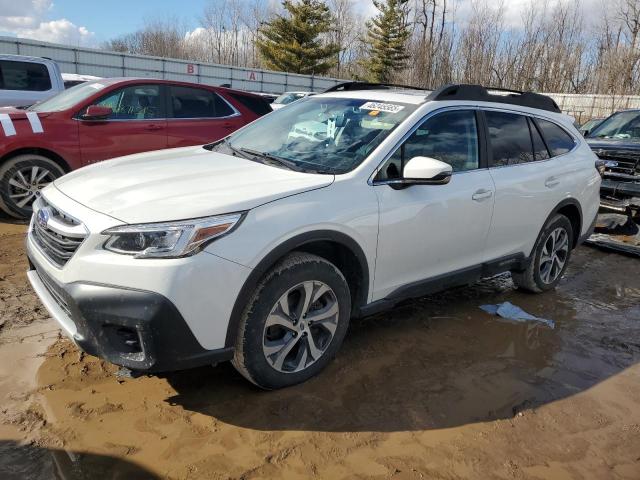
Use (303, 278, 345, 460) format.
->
(0, 55, 64, 108)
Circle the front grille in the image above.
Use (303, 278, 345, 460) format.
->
(36, 267, 72, 317)
(30, 198, 87, 267)
(594, 150, 640, 178)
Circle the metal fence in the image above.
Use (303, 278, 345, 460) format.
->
(0, 36, 345, 94)
(544, 93, 640, 122)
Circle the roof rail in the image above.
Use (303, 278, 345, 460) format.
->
(427, 84, 561, 113)
(323, 81, 427, 93)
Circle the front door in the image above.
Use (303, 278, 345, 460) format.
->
(372, 109, 496, 300)
(78, 84, 167, 165)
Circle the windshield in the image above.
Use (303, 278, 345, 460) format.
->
(274, 93, 306, 105)
(218, 96, 417, 174)
(28, 81, 108, 112)
(588, 110, 640, 140)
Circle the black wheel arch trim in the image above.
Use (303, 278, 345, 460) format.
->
(1, 147, 71, 172)
(543, 197, 583, 249)
(224, 230, 370, 348)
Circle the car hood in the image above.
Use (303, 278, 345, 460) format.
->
(53, 146, 334, 224)
(587, 138, 640, 152)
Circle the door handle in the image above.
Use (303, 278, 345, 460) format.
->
(545, 176, 560, 188)
(145, 124, 164, 131)
(472, 189, 493, 202)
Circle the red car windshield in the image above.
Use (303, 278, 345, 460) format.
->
(28, 81, 109, 112)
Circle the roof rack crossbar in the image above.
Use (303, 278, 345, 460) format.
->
(323, 81, 428, 93)
(426, 84, 561, 113)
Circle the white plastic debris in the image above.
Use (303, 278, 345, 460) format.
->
(480, 302, 555, 329)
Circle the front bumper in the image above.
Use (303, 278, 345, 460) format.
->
(27, 257, 234, 372)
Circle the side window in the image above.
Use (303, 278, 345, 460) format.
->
(0, 60, 52, 92)
(228, 92, 271, 116)
(96, 85, 162, 120)
(378, 110, 479, 180)
(529, 118, 550, 161)
(486, 111, 534, 166)
(170, 86, 235, 118)
(536, 119, 575, 157)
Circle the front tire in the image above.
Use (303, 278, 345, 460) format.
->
(512, 214, 573, 293)
(232, 252, 351, 389)
(0, 154, 65, 219)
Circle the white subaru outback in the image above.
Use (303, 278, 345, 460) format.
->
(26, 84, 601, 389)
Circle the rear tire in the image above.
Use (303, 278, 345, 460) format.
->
(232, 252, 351, 389)
(512, 214, 573, 293)
(0, 154, 65, 219)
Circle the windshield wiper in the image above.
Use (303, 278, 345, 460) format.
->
(237, 147, 304, 172)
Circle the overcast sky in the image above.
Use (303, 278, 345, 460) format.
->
(0, 0, 606, 47)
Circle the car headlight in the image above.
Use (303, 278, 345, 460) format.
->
(102, 213, 244, 258)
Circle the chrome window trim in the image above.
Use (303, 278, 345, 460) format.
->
(369, 104, 580, 184)
(168, 86, 241, 120)
(480, 106, 580, 167)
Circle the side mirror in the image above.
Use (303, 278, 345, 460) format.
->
(82, 105, 112, 121)
(390, 156, 452, 189)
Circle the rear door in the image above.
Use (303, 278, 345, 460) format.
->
(78, 84, 168, 164)
(166, 85, 245, 147)
(483, 110, 577, 262)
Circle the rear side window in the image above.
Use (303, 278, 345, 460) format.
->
(536, 119, 575, 156)
(0, 60, 52, 92)
(529, 118, 550, 161)
(227, 92, 272, 116)
(170, 86, 235, 118)
(486, 111, 534, 166)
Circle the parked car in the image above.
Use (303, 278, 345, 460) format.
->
(61, 73, 102, 89)
(26, 84, 600, 389)
(270, 91, 315, 110)
(0, 77, 272, 218)
(252, 92, 278, 103)
(586, 109, 640, 213)
(579, 117, 604, 136)
(0, 55, 65, 108)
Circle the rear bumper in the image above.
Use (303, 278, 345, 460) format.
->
(27, 257, 234, 372)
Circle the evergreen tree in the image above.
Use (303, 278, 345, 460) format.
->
(362, 0, 411, 83)
(257, 0, 339, 75)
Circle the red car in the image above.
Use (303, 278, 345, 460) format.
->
(0, 78, 271, 218)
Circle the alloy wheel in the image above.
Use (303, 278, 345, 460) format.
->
(262, 281, 339, 373)
(538, 226, 569, 284)
(7, 165, 55, 209)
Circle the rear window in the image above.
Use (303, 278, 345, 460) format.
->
(170, 86, 235, 118)
(536, 119, 575, 156)
(0, 60, 52, 92)
(228, 92, 272, 116)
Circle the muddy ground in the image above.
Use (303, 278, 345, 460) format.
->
(0, 219, 639, 480)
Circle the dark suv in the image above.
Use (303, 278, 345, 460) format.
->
(586, 110, 640, 212)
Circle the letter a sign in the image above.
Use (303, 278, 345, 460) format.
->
(247, 71, 257, 81)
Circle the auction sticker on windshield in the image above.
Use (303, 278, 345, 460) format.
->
(360, 102, 405, 113)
